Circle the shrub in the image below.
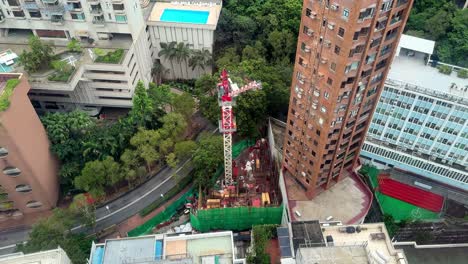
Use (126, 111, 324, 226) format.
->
(67, 38, 82, 52)
(457, 69, 468, 79)
(94, 49, 124, 64)
(437, 65, 452, 75)
(0, 78, 20, 111)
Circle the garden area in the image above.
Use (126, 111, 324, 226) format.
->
(94, 48, 125, 64)
(0, 78, 20, 111)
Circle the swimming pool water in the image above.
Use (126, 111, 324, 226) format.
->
(160, 9, 209, 24)
(0, 64, 13, 73)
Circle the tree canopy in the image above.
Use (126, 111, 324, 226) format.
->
(405, 0, 468, 66)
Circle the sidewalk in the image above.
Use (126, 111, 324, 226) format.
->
(102, 185, 193, 240)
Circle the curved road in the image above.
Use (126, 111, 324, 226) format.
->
(0, 121, 215, 252)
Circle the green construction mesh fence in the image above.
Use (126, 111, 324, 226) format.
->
(128, 189, 194, 237)
(190, 205, 283, 232)
(232, 139, 255, 158)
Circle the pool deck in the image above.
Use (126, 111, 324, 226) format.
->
(148, 2, 221, 26)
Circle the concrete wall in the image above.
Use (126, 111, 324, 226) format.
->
(0, 74, 59, 218)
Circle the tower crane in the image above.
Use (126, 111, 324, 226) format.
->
(218, 69, 262, 186)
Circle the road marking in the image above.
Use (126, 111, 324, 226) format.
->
(71, 158, 191, 231)
(0, 244, 17, 250)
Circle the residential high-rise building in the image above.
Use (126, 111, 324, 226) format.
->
(283, 0, 413, 198)
(362, 34, 468, 191)
(0, 73, 59, 222)
(0, 0, 153, 113)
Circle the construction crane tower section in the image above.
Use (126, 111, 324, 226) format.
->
(217, 69, 262, 186)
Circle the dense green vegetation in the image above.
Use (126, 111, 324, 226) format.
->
(405, 0, 468, 67)
(18, 36, 54, 73)
(195, 0, 302, 137)
(0, 78, 20, 111)
(94, 48, 125, 64)
(42, 81, 196, 197)
(17, 197, 97, 264)
(246, 224, 278, 264)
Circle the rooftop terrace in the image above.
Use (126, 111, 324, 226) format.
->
(388, 36, 468, 104)
(90, 231, 235, 264)
(296, 223, 407, 264)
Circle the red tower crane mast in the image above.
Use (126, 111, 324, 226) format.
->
(218, 69, 262, 185)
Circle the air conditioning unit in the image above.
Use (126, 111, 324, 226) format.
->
(304, 45, 311, 52)
(321, 58, 328, 64)
(298, 79, 305, 84)
(309, 11, 317, 19)
(330, 4, 339, 11)
(302, 62, 308, 67)
(306, 29, 314, 36)
(328, 23, 335, 30)
(318, 72, 325, 78)
(324, 40, 332, 48)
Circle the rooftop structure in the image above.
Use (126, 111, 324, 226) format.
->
(0, 247, 70, 264)
(0, 73, 59, 224)
(282, 0, 414, 199)
(0, 0, 154, 113)
(294, 222, 407, 264)
(89, 231, 240, 264)
(362, 34, 468, 191)
(146, 1, 222, 80)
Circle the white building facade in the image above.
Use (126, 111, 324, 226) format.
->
(0, 0, 153, 113)
(0, 247, 71, 264)
(361, 35, 468, 191)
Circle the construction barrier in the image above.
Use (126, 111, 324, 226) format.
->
(190, 205, 283, 232)
(128, 189, 194, 237)
(127, 140, 255, 237)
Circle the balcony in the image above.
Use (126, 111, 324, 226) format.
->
(391, 16, 402, 25)
(42, 0, 58, 3)
(23, 2, 39, 9)
(7, 0, 20, 6)
(397, 0, 409, 7)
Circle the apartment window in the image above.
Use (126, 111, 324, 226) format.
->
(29, 11, 41, 18)
(113, 3, 124, 10)
(0, 147, 8, 158)
(322, 18, 327, 27)
(321, 106, 327, 113)
(324, 92, 330, 99)
(71, 12, 85, 20)
(306, 8, 312, 17)
(334, 45, 341, 55)
(26, 200, 43, 208)
(12, 10, 25, 17)
(381, 0, 393, 12)
(342, 8, 349, 18)
(316, 129, 321, 136)
(338, 27, 345, 38)
(353, 32, 359, 40)
(303, 26, 310, 34)
(108, 13, 112, 20)
(327, 77, 333, 85)
(330, 62, 336, 72)
(115, 14, 127, 23)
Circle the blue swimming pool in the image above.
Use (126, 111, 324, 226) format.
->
(160, 9, 209, 24)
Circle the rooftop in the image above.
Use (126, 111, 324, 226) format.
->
(297, 223, 407, 264)
(286, 170, 372, 224)
(388, 35, 468, 103)
(147, 1, 222, 26)
(0, 247, 70, 264)
(90, 231, 236, 264)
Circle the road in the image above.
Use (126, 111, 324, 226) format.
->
(0, 117, 215, 250)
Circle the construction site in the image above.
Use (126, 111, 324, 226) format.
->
(190, 70, 284, 232)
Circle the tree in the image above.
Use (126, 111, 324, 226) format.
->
(18, 36, 54, 72)
(74, 156, 121, 197)
(235, 90, 267, 138)
(129, 128, 162, 171)
(192, 134, 223, 192)
(151, 59, 169, 84)
(172, 92, 195, 120)
(267, 29, 296, 62)
(189, 49, 212, 74)
(69, 194, 96, 228)
(149, 82, 173, 110)
(166, 153, 178, 168)
(175, 140, 197, 160)
(158, 42, 177, 79)
(16, 209, 93, 264)
(194, 74, 218, 97)
(174, 42, 192, 78)
(130, 81, 153, 128)
(159, 112, 188, 140)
